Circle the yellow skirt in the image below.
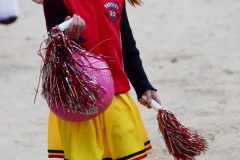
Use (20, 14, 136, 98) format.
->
(48, 92, 151, 160)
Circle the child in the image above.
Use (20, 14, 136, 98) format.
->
(35, 0, 161, 159)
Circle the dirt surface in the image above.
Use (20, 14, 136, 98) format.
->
(0, 0, 239, 159)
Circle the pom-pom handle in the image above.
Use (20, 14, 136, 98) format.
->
(58, 18, 73, 31)
(141, 95, 162, 112)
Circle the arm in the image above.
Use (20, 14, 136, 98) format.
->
(43, 0, 86, 41)
(120, 2, 160, 105)
(43, 0, 68, 31)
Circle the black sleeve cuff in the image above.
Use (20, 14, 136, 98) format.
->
(77, 36, 86, 43)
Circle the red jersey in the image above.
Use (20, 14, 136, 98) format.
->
(62, 0, 129, 94)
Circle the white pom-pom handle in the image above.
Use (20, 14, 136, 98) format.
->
(141, 95, 162, 112)
(58, 18, 73, 31)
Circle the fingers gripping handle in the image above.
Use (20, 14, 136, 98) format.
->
(58, 18, 73, 31)
(141, 95, 162, 112)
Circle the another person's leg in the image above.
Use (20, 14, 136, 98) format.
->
(0, 0, 19, 25)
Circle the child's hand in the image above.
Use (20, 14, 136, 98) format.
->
(65, 14, 86, 41)
(139, 90, 161, 109)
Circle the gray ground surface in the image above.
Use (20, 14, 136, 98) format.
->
(0, 0, 239, 159)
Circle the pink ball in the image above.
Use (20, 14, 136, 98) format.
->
(49, 52, 114, 122)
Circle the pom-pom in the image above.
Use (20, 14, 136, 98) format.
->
(35, 26, 114, 122)
(157, 108, 208, 160)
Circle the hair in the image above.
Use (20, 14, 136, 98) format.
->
(127, 0, 143, 6)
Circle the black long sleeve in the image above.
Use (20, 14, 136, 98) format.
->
(43, 0, 86, 43)
(43, 0, 68, 31)
(120, 3, 156, 99)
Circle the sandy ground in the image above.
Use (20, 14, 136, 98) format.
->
(0, 0, 239, 159)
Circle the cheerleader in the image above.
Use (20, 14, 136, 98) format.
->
(34, 0, 161, 159)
